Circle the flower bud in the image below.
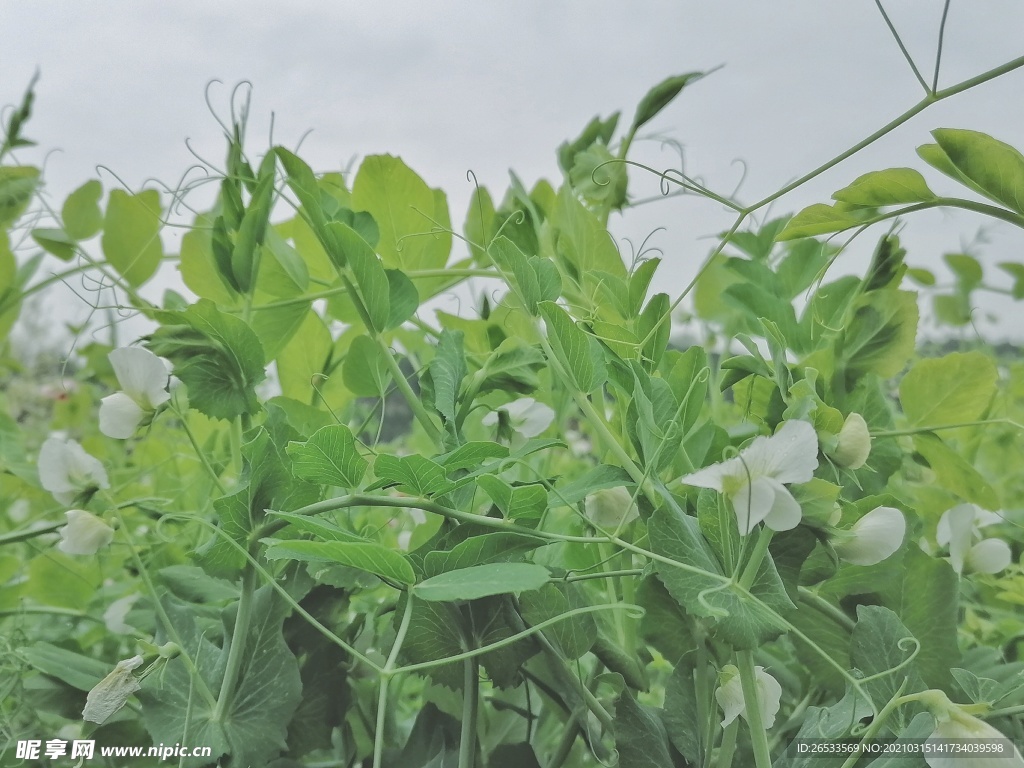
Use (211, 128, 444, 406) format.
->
(832, 413, 871, 469)
(584, 486, 639, 530)
(832, 506, 905, 566)
(58, 510, 115, 556)
(921, 691, 1024, 768)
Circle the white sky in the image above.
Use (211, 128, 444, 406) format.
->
(3, 1, 1024, 344)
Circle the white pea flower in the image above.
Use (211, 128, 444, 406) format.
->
(922, 691, 1024, 768)
(715, 664, 782, 729)
(937, 504, 1012, 575)
(482, 397, 555, 439)
(57, 510, 115, 555)
(680, 420, 819, 535)
(103, 593, 141, 634)
(83, 655, 145, 724)
(831, 412, 871, 470)
(584, 486, 639, 530)
(832, 506, 906, 566)
(99, 347, 172, 439)
(38, 437, 109, 505)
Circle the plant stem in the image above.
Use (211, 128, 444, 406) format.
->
(0, 522, 63, 546)
(373, 593, 415, 768)
(718, 720, 739, 768)
(797, 587, 856, 632)
(213, 564, 255, 722)
(459, 657, 480, 768)
(375, 333, 443, 448)
(871, 417, 1024, 438)
(172, 404, 226, 494)
(738, 528, 774, 590)
(737, 650, 773, 768)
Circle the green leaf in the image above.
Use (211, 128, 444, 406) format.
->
(342, 334, 392, 397)
(558, 112, 620, 173)
(477, 475, 548, 523)
(286, 424, 368, 489)
(374, 454, 452, 496)
(851, 605, 925, 716)
(663, 664, 704, 764)
(25, 552, 99, 609)
(352, 154, 451, 271)
(330, 219, 390, 331)
(61, 179, 103, 239)
(838, 290, 918, 380)
(265, 539, 415, 585)
(267, 511, 365, 543)
(631, 72, 704, 133)
(436, 442, 508, 472)
(912, 433, 999, 510)
(0, 165, 39, 228)
(777, 203, 860, 240)
(832, 168, 936, 207)
(638, 292, 671, 366)
(550, 464, 633, 507)
(900, 352, 997, 427)
(140, 591, 301, 768)
(148, 299, 266, 420)
(101, 189, 165, 287)
(648, 505, 794, 649)
(247, 300, 308, 362)
(568, 142, 627, 209)
(423, 532, 546, 577)
(386, 268, 419, 328)
(488, 236, 560, 315)
(554, 184, 626, 278)
(519, 582, 596, 659)
(932, 128, 1024, 214)
(538, 301, 606, 393)
(30, 227, 76, 261)
(415, 563, 549, 602)
(997, 262, 1024, 298)
(944, 253, 983, 290)
(613, 690, 675, 768)
(20, 642, 110, 692)
(428, 329, 466, 425)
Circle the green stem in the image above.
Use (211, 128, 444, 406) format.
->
(564, 568, 645, 583)
(738, 528, 774, 589)
(0, 606, 101, 622)
(375, 332, 443, 448)
(737, 650, 773, 768)
(213, 565, 255, 722)
(0, 522, 63, 546)
(871, 418, 1024, 438)
(459, 657, 480, 768)
(797, 587, 856, 632)
(836, 682, 910, 768)
(717, 720, 739, 768)
(373, 593, 415, 768)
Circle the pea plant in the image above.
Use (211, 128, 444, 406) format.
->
(2, 11, 1024, 768)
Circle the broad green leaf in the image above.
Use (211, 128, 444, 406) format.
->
(277, 310, 345, 406)
(477, 474, 548, 522)
(265, 539, 415, 585)
(554, 184, 626, 278)
(550, 464, 633, 507)
(558, 112, 619, 173)
(538, 301, 606, 393)
(997, 262, 1024, 298)
(900, 351, 997, 427)
(148, 299, 265, 420)
(415, 562, 549, 601)
(777, 203, 860, 240)
(0, 165, 39, 228)
(648, 505, 794, 649)
(837, 290, 918, 380)
(423, 532, 546, 577)
(428, 329, 465, 425)
(638, 292, 671, 366)
(631, 72, 704, 133)
(477, 338, 545, 395)
(374, 454, 452, 496)
(613, 690, 675, 768)
(912, 433, 999, 510)
(330, 219, 390, 331)
(944, 253, 983, 290)
(20, 642, 110, 692)
(62, 179, 103, 239)
(179, 212, 237, 304)
(832, 168, 936, 207)
(247, 300, 308, 361)
(342, 334, 392, 397)
(568, 142, 627, 209)
(488, 236, 560, 315)
(851, 605, 925, 717)
(101, 189, 165, 287)
(267, 511, 365, 543)
(932, 128, 1024, 214)
(158, 565, 239, 603)
(385, 268, 419, 328)
(518, 582, 596, 660)
(436, 441, 508, 472)
(30, 227, 75, 261)
(286, 424, 368, 489)
(255, 228, 309, 298)
(25, 552, 99, 609)
(663, 664, 704, 764)
(397, 596, 465, 689)
(140, 591, 301, 768)
(892, 548, 961, 688)
(352, 154, 451, 271)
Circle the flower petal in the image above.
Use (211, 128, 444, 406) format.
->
(757, 420, 819, 484)
(57, 510, 115, 555)
(938, 504, 977, 574)
(38, 438, 109, 504)
(927, 711, 1024, 768)
(83, 655, 144, 724)
(833, 412, 871, 469)
(834, 506, 905, 566)
(715, 665, 745, 727)
(754, 667, 783, 729)
(964, 538, 1013, 575)
(504, 397, 555, 437)
(584, 486, 639, 530)
(761, 481, 803, 532)
(109, 347, 170, 410)
(730, 475, 778, 535)
(99, 393, 146, 439)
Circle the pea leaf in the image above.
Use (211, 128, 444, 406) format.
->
(832, 168, 936, 207)
(0, 165, 40, 228)
(62, 179, 104, 239)
(102, 189, 165, 287)
(286, 424, 368, 489)
(31, 227, 75, 261)
(423, 532, 546, 577)
(374, 454, 452, 496)
(631, 72, 704, 133)
(342, 334, 392, 397)
(415, 563, 549, 602)
(264, 539, 415, 585)
(899, 351, 997, 427)
(932, 128, 1024, 214)
(147, 299, 266, 420)
(776, 203, 860, 240)
(539, 301, 606, 393)
(330, 220, 390, 331)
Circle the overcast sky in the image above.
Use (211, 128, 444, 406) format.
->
(3, 1, 1023, 343)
